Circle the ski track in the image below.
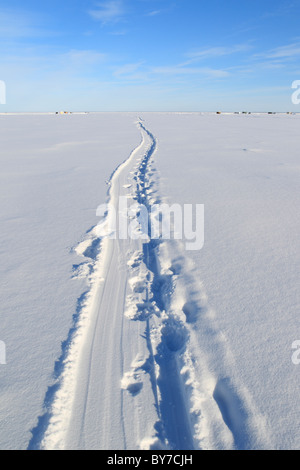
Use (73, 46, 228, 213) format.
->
(28, 120, 273, 451)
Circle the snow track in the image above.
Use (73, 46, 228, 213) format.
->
(28, 120, 273, 450)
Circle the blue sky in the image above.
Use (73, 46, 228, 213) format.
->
(1, 0, 300, 111)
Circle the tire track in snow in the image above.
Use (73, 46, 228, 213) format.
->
(28, 123, 148, 450)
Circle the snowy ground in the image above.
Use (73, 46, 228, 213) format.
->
(0, 113, 299, 450)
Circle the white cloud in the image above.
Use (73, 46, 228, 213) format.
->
(151, 66, 229, 78)
(89, 1, 124, 24)
(0, 8, 49, 38)
(108, 30, 127, 35)
(265, 42, 300, 59)
(250, 42, 300, 71)
(146, 10, 162, 17)
(65, 50, 106, 65)
(114, 62, 144, 77)
(184, 44, 252, 64)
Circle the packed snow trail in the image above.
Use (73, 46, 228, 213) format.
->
(28, 120, 272, 450)
(27, 122, 191, 450)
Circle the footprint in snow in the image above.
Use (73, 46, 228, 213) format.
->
(121, 372, 143, 395)
(121, 356, 145, 396)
